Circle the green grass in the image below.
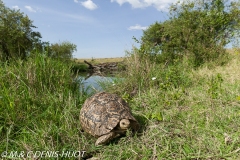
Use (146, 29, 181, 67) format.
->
(102, 49, 240, 159)
(0, 54, 89, 159)
(0, 50, 240, 159)
(71, 62, 89, 73)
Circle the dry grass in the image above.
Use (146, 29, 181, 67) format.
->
(73, 57, 125, 64)
(195, 49, 240, 84)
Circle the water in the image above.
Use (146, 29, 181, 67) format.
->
(79, 75, 120, 94)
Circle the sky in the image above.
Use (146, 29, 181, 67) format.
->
(2, 0, 178, 58)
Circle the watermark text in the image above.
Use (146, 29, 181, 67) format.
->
(1, 150, 86, 158)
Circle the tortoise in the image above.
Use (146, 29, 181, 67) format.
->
(80, 92, 139, 145)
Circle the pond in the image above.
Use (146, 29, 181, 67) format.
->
(78, 74, 121, 94)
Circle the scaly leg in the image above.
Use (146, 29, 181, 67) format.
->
(95, 132, 119, 145)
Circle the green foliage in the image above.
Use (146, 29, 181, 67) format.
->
(118, 48, 191, 93)
(159, 62, 191, 90)
(148, 112, 163, 121)
(0, 53, 86, 152)
(139, 0, 240, 67)
(207, 73, 224, 99)
(237, 96, 240, 101)
(0, 1, 77, 62)
(47, 41, 77, 60)
(0, 0, 42, 61)
(71, 62, 88, 73)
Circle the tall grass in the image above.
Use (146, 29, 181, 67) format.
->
(102, 49, 240, 159)
(0, 53, 88, 156)
(109, 48, 191, 98)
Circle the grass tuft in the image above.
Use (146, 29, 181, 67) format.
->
(0, 53, 89, 154)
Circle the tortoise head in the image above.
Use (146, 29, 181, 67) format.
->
(119, 119, 130, 130)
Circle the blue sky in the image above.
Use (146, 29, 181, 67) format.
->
(2, 0, 177, 58)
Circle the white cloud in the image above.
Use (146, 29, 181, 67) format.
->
(25, 6, 37, 12)
(74, 0, 79, 3)
(65, 13, 93, 22)
(12, 6, 20, 10)
(37, 7, 95, 23)
(111, 0, 177, 11)
(81, 0, 98, 10)
(128, 24, 148, 31)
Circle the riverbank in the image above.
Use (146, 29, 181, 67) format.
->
(72, 57, 125, 74)
(74, 57, 124, 64)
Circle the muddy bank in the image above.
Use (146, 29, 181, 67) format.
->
(84, 60, 125, 75)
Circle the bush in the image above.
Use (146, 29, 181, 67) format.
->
(71, 62, 88, 73)
(139, 0, 240, 67)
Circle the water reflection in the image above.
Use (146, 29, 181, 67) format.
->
(79, 75, 119, 94)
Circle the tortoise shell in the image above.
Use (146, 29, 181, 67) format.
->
(80, 92, 139, 137)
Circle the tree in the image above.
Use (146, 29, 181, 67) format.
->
(47, 41, 77, 60)
(139, 0, 240, 66)
(0, 0, 42, 61)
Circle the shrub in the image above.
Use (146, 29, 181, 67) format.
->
(139, 0, 240, 67)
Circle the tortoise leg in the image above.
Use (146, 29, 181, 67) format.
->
(95, 132, 119, 146)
